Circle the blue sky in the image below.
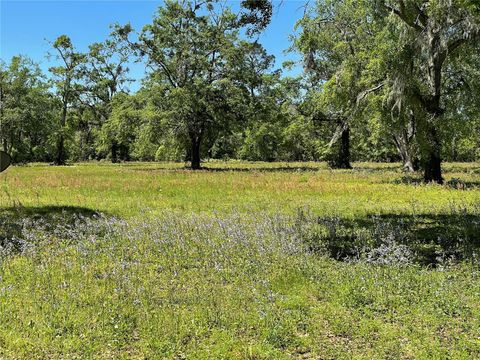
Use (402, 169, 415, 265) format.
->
(1, 0, 305, 91)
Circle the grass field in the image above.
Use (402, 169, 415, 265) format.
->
(2, 161, 480, 217)
(1, 161, 480, 358)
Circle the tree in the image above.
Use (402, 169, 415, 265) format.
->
(238, 0, 273, 35)
(81, 38, 131, 162)
(374, 0, 480, 183)
(115, 0, 273, 169)
(0, 56, 57, 162)
(97, 92, 143, 161)
(294, 0, 378, 169)
(224, 41, 280, 161)
(49, 35, 85, 165)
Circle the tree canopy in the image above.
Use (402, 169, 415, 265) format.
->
(1, 0, 479, 182)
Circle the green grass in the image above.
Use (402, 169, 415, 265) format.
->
(0, 161, 480, 359)
(1, 161, 480, 217)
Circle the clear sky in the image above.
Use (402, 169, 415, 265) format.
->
(1, 0, 305, 91)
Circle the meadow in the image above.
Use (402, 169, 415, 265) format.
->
(2, 161, 480, 217)
(1, 161, 480, 359)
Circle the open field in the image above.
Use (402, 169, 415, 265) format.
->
(2, 161, 480, 217)
(1, 162, 480, 358)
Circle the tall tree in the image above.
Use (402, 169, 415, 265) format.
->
(294, 0, 377, 169)
(49, 35, 84, 165)
(81, 38, 131, 162)
(374, 0, 480, 183)
(115, 0, 273, 169)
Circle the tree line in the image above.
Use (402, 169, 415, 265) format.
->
(1, 0, 479, 183)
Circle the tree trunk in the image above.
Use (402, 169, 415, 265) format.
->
(54, 104, 67, 165)
(111, 141, 118, 163)
(423, 123, 443, 184)
(404, 159, 415, 173)
(337, 125, 352, 169)
(55, 136, 65, 165)
(421, 30, 444, 183)
(191, 136, 201, 170)
(394, 134, 417, 172)
(424, 151, 442, 184)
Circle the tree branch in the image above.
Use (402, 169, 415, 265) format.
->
(383, 1, 424, 31)
(356, 82, 385, 104)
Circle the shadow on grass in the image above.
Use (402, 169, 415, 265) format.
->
(350, 164, 402, 172)
(445, 165, 480, 174)
(392, 175, 424, 186)
(445, 179, 480, 190)
(127, 165, 325, 173)
(0, 205, 102, 253)
(308, 212, 480, 265)
(132, 164, 403, 173)
(392, 175, 480, 189)
(202, 163, 402, 173)
(200, 166, 323, 173)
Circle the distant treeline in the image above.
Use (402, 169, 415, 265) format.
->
(1, 0, 479, 183)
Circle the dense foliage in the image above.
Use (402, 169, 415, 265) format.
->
(1, 0, 479, 182)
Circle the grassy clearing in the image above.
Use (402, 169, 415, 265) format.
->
(1, 161, 480, 358)
(1, 161, 480, 217)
